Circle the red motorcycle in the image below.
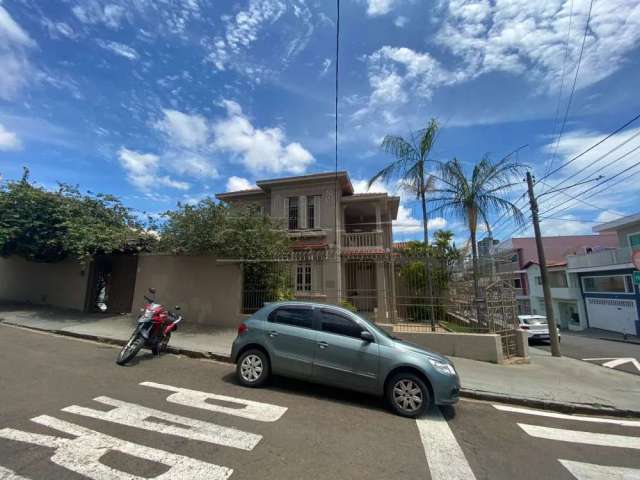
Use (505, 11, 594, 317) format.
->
(116, 288, 183, 365)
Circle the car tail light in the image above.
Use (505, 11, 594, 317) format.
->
(521, 325, 530, 330)
(237, 323, 248, 336)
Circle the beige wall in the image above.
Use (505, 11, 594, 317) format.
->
(396, 331, 506, 363)
(132, 255, 245, 328)
(0, 256, 88, 310)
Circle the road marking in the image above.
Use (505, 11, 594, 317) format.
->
(0, 465, 31, 479)
(559, 459, 640, 479)
(519, 424, 640, 450)
(493, 404, 640, 427)
(62, 396, 262, 450)
(416, 409, 476, 480)
(582, 357, 640, 372)
(0, 415, 232, 480)
(141, 381, 287, 422)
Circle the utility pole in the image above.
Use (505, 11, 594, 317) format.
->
(526, 171, 561, 357)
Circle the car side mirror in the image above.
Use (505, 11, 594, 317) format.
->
(361, 331, 374, 342)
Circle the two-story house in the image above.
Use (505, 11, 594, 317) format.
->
(567, 212, 640, 335)
(216, 171, 400, 322)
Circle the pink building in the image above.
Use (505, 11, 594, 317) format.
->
(494, 234, 618, 313)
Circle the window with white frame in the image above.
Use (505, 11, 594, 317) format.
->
(582, 275, 633, 294)
(307, 195, 317, 229)
(296, 263, 312, 292)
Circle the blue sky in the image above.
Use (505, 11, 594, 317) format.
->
(0, 0, 639, 245)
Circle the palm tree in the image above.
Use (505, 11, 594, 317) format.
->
(431, 155, 526, 301)
(369, 119, 439, 247)
(369, 119, 440, 329)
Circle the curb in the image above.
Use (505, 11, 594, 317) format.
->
(3, 320, 639, 418)
(459, 388, 640, 418)
(597, 337, 640, 346)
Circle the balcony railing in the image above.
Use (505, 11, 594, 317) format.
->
(342, 231, 383, 249)
(567, 247, 633, 270)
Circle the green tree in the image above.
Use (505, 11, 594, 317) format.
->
(431, 156, 526, 299)
(158, 199, 293, 303)
(0, 169, 153, 263)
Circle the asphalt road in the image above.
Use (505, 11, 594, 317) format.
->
(535, 332, 640, 375)
(1, 324, 638, 480)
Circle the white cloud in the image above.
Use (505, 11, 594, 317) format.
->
(73, 2, 126, 29)
(366, 0, 399, 17)
(207, 0, 287, 71)
(352, 178, 389, 194)
(155, 109, 208, 149)
(226, 176, 256, 191)
(394, 16, 408, 27)
(394, 204, 447, 235)
(41, 19, 76, 39)
(165, 152, 219, 179)
(320, 58, 332, 76)
(118, 147, 190, 192)
(96, 39, 139, 60)
(0, 6, 36, 100)
(436, 0, 640, 93)
(0, 123, 21, 150)
(595, 211, 622, 224)
(211, 99, 314, 174)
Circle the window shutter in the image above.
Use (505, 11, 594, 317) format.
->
(314, 195, 320, 229)
(299, 195, 307, 229)
(283, 197, 289, 227)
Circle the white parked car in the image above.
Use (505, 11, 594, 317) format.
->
(517, 315, 561, 344)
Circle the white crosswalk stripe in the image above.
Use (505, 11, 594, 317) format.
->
(493, 404, 640, 428)
(559, 460, 640, 480)
(416, 409, 477, 480)
(519, 424, 640, 450)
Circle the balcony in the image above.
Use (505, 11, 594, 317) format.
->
(341, 231, 384, 254)
(567, 247, 634, 270)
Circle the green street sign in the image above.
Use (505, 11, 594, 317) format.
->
(634, 271, 640, 285)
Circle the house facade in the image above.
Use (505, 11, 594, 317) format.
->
(566, 213, 640, 335)
(494, 234, 618, 315)
(216, 171, 400, 322)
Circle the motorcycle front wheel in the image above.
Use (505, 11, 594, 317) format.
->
(116, 333, 145, 365)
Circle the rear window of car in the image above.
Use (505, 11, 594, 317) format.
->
(319, 309, 362, 338)
(269, 306, 313, 329)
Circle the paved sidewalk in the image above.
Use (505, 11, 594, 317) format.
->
(0, 305, 235, 359)
(2, 305, 639, 416)
(564, 326, 640, 345)
(454, 347, 640, 415)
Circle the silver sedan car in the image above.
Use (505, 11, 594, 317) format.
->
(231, 301, 460, 418)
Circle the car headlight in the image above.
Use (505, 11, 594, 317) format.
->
(428, 358, 456, 376)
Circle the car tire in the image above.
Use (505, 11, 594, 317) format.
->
(236, 349, 270, 388)
(386, 372, 431, 418)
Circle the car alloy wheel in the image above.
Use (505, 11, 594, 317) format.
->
(236, 349, 270, 387)
(393, 379, 423, 413)
(240, 354, 263, 383)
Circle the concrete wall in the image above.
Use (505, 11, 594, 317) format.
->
(0, 256, 88, 310)
(614, 221, 640, 248)
(132, 255, 245, 328)
(395, 332, 506, 363)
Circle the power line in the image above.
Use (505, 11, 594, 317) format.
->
(333, 0, 340, 249)
(542, 0, 575, 180)
(543, 0, 594, 185)
(538, 129, 640, 205)
(540, 156, 640, 217)
(538, 111, 640, 183)
(538, 180, 626, 216)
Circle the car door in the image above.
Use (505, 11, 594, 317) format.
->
(312, 307, 379, 393)
(263, 305, 316, 379)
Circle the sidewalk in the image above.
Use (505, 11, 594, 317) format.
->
(0, 305, 235, 359)
(563, 326, 640, 345)
(2, 305, 639, 417)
